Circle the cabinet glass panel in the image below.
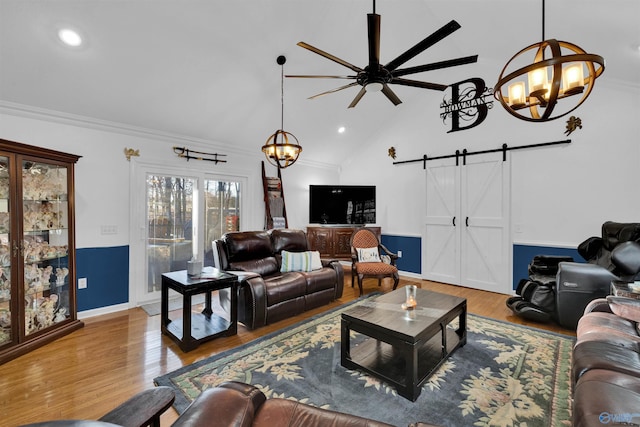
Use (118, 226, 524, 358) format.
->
(0, 156, 11, 345)
(22, 161, 70, 336)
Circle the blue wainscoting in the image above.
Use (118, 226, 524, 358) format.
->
(381, 234, 421, 274)
(512, 244, 584, 290)
(76, 246, 129, 311)
(73, 242, 584, 310)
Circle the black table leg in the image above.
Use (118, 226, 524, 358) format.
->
(182, 293, 194, 351)
(202, 290, 213, 317)
(161, 282, 169, 330)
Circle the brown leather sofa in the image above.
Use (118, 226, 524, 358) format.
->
(213, 229, 344, 329)
(572, 295, 640, 427)
(171, 381, 439, 427)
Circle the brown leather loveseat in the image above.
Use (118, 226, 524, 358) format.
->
(571, 295, 640, 426)
(213, 229, 344, 329)
(171, 381, 438, 427)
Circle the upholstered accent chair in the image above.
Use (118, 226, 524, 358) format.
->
(350, 228, 399, 295)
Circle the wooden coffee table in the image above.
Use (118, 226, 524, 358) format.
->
(341, 287, 467, 401)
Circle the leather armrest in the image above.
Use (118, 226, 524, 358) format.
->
(243, 275, 268, 329)
(583, 298, 613, 315)
(577, 236, 602, 262)
(172, 382, 266, 427)
(606, 296, 640, 323)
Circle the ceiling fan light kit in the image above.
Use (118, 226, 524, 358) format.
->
(261, 55, 302, 169)
(287, 0, 478, 108)
(493, 0, 605, 122)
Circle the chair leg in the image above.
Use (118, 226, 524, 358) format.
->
(357, 274, 364, 296)
(377, 278, 382, 287)
(392, 273, 399, 290)
(351, 268, 355, 288)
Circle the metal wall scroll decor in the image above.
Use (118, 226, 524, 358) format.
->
(564, 116, 582, 136)
(440, 77, 494, 133)
(124, 147, 140, 161)
(173, 146, 227, 164)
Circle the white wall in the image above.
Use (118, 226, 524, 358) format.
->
(339, 80, 640, 247)
(0, 111, 340, 250)
(2, 78, 638, 253)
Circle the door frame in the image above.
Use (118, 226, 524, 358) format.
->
(128, 159, 248, 306)
(422, 153, 512, 294)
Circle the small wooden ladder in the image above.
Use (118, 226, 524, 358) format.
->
(262, 161, 288, 229)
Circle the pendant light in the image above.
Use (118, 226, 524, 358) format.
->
(262, 56, 302, 168)
(493, 0, 605, 122)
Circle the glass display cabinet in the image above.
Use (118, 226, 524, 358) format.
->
(0, 139, 83, 364)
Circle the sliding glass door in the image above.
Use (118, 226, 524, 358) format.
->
(203, 179, 241, 266)
(146, 174, 195, 293)
(132, 163, 244, 305)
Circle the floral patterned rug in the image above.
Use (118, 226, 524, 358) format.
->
(155, 296, 574, 427)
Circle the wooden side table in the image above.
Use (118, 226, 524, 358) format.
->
(161, 267, 237, 352)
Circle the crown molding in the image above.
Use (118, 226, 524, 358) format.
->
(0, 101, 339, 171)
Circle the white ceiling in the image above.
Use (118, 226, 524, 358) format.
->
(1, 0, 639, 166)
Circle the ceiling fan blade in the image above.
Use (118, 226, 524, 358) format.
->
(308, 82, 359, 100)
(368, 13, 381, 68)
(297, 42, 363, 73)
(381, 84, 402, 106)
(285, 75, 356, 79)
(348, 87, 367, 108)
(392, 55, 478, 77)
(391, 78, 448, 91)
(384, 20, 461, 72)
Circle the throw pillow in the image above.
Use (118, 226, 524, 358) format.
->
(357, 247, 381, 263)
(280, 250, 323, 272)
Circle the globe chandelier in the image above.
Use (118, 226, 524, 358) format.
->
(493, 0, 605, 122)
(262, 56, 302, 169)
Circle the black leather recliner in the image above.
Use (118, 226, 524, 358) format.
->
(556, 222, 640, 329)
(577, 221, 640, 276)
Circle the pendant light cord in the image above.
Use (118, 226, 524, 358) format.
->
(280, 62, 284, 131)
(541, 0, 545, 41)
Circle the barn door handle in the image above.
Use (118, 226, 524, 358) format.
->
(452, 216, 456, 227)
(465, 217, 469, 227)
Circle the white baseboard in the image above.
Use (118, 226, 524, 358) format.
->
(78, 302, 131, 319)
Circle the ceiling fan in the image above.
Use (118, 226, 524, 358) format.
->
(286, 0, 478, 108)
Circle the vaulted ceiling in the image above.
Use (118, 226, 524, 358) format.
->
(1, 0, 638, 166)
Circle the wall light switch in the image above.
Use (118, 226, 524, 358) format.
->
(397, 250, 403, 258)
(100, 225, 118, 235)
(78, 277, 87, 289)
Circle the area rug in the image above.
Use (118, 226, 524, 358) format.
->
(155, 296, 574, 427)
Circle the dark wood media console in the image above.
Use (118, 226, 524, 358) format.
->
(307, 226, 381, 260)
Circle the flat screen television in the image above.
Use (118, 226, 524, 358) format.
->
(309, 185, 376, 225)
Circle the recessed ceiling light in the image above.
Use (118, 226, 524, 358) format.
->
(338, 126, 346, 134)
(58, 28, 83, 47)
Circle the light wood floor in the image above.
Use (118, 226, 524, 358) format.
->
(0, 274, 575, 426)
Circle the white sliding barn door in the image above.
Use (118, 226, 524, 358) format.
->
(460, 156, 511, 294)
(423, 154, 511, 294)
(423, 160, 460, 284)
